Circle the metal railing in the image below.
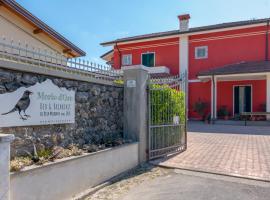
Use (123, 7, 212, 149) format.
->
(148, 72, 188, 159)
(0, 38, 122, 82)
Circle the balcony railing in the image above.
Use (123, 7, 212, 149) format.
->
(0, 38, 122, 82)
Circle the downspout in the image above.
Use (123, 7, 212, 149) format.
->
(115, 42, 122, 69)
(266, 20, 269, 61)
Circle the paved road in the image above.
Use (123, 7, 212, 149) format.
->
(121, 169, 270, 200)
(151, 122, 270, 181)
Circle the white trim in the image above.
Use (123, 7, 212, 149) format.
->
(232, 84, 253, 116)
(195, 46, 208, 59)
(102, 23, 267, 46)
(211, 76, 217, 119)
(141, 52, 156, 67)
(198, 72, 270, 80)
(188, 79, 201, 83)
(180, 35, 189, 73)
(266, 74, 270, 119)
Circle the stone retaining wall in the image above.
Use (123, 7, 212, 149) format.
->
(0, 68, 124, 158)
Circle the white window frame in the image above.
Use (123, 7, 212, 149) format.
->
(141, 52, 156, 67)
(195, 46, 208, 59)
(122, 54, 132, 66)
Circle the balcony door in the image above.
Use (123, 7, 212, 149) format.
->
(142, 52, 155, 67)
(234, 85, 252, 115)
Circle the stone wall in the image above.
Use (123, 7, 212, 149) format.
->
(0, 68, 124, 158)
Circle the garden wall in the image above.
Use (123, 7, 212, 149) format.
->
(0, 67, 124, 158)
(10, 143, 139, 200)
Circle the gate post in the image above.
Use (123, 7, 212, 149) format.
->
(123, 65, 149, 163)
(0, 133, 14, 200)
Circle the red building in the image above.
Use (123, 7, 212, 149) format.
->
(101, 15, 270, 120)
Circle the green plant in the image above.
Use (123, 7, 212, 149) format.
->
(24, 143, 41, 163)
(37, 149, 53, 159)
(113, 79, 124, 85)
(217, 106, 229, 118)
(193, 99, 209, 120)
(149, 84, 185, 124)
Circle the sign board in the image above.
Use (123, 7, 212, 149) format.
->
(173, 116, 180, 125)
(126, 80, 136, 88)
(0, 79, 75, 128)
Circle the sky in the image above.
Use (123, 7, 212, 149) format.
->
(16, 0, 270, 64)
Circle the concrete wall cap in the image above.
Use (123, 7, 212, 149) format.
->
(0, 134, 15, 142)
(122, 65, 149, 72)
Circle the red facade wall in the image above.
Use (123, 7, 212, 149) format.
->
(189, 26, 269, 79)
(113, 38, 180, 74)
(189, 80, 266, 119)
(217, 80, 266, 115)
(188, 81, 211, 118)
(110, 24, 270, 119)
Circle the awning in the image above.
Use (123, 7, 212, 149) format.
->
(198, 61, 270, 78)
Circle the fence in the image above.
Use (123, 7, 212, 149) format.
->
(0, 38, 122, 82)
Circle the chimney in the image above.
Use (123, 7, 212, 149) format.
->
(178, 14, 190, 32)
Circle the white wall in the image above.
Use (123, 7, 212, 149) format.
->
(10, 143, 139, 200)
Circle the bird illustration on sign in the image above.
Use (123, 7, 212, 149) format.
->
(1, 90, 33, 120)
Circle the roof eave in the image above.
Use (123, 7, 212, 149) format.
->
(101, 18, 270, 46)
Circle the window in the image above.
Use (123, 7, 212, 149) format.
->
(195, 46, 208, 59)
(142, 52, 155, 67)
(122, 54, 132, 66)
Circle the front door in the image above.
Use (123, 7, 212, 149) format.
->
(234, 86, 251, 115)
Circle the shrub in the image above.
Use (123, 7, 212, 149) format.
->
(149, 84, 185, 125)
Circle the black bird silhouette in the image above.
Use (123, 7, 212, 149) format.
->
(2, 90, 33, 120)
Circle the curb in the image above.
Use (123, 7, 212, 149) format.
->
(151, 163, 270, 183)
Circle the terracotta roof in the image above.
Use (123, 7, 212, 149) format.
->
(1, 0, 86, 57)
(198, 61, 270, 77)
(101, 18, 270, 46)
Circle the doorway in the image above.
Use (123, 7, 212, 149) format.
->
(234, 85, 252, 115)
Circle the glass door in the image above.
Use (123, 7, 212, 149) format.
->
(234, 86, 251, 115)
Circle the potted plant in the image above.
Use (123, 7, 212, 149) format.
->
(193, 99, 209, 121)
(218, 106, 230, 120)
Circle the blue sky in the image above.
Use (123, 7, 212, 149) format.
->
(17, 0, 270, 64)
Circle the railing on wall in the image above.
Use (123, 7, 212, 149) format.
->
(0, 38, 122, 82)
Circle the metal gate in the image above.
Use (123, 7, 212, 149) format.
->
(148, 72, 187, 160)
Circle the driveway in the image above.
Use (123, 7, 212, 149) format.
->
(84, 165, 270, 200)
(121, 169, 270, 200)
(151, 122, 270, 181)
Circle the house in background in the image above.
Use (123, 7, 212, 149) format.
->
(0, 0, 85, 58)
(101, 14, 270, 120)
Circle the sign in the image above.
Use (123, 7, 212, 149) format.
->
(127, 80, 136, 88)
(173, 116, 180, 125)
(0, 79, 75, 128)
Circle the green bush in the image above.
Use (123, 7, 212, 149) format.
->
(149, 84, 185, 125)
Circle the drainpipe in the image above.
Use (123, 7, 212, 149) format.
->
(115, 42, 122, 69)
(266, 20, 269, 61)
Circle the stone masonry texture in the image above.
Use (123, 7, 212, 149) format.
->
(0, 68, 124, 158)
